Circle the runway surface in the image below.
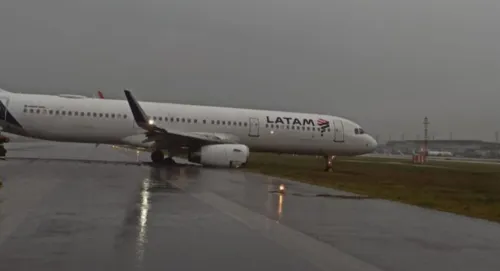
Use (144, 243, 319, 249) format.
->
(1, 142, 500, 271)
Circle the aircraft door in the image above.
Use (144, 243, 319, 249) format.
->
(248, 117, 260, 137)
(0, 97, 9, 121)
(332, 119, 344, 142)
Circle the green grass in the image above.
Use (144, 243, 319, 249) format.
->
(244, 153, 500, 223)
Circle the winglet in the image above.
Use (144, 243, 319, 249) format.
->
(124, 90, 151, 130)
(97, 90, 104, 99)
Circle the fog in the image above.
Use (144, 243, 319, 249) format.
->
(1, 0, 499, 141)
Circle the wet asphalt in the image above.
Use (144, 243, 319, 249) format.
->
(1, 142, 500, 271)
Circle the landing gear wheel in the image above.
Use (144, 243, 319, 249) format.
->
(151, 150, 164, 163)
(0, 146, 6, 160)
(163, 157, 175, 165)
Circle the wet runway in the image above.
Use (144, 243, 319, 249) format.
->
(1, 142, 500, 271)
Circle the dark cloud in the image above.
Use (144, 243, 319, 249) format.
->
(0, 0, 499, 141)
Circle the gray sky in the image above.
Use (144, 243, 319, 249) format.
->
(1, 0, 499, 142)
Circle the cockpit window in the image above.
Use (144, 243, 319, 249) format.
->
(355, 128, 365, 135)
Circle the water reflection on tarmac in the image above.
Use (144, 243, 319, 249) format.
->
(0, 142, 499, 271)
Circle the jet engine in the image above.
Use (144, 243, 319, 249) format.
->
(188, 144, 250, 168)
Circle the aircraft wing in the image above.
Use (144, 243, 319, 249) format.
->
(123, 90, 239, 148)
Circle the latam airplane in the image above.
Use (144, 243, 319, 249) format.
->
(0, 88, 377, 170)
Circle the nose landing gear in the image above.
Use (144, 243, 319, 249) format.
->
(324, 155, 335, 172)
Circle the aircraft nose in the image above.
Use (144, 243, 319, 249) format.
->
(366, 135, 378, 152)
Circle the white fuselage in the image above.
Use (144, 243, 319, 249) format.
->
(0, 91, 377, 156)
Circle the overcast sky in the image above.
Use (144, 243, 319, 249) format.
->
(1, 0, 499, 142)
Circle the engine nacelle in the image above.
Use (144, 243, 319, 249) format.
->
(188, 144, 250, 168)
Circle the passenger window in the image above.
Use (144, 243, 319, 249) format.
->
(222, 121, 225, 125)
(238, 122, 242, 126)
(211, 120, 215, 124)
(194, 119, 197, 123)
(216, 120, 220, 125)
(188, 119, 191, 123)
(55, 110, 59, 115)
(181, 118, 185, 122)
(49, 110, 53, 115)
(159, 117, 163, 121)
(105, 113, 109, 118)
(111, 113, 115, 118)
(266, 124, 269, 128)
(124, 114, 127, 119)
(99, 113, 103, 117)
(244, 122, 247, 127)
(23, 108, 27, 113)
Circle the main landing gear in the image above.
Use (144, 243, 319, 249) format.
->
(0, 135, 8, 160)
(324, 155, 335, 172)
(150, 149, 176, 165)
(0, 145, 6, 160)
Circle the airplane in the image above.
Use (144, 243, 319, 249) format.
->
(0, 88, 377, 170)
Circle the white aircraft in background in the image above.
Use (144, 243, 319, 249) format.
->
(427, 150, 454, 157)
(0, 88, 377, 170)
